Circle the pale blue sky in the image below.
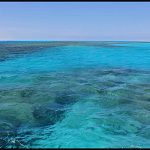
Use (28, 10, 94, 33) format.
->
(0, 2, 150, 41)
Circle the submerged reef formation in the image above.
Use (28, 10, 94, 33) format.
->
(0, 41, 137, 62)
(0, 68, 150, 148)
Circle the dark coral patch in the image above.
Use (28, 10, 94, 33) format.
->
(54, 91, 77, 105)
(32, 103, 65, 126)
(19, 89, 35, 98)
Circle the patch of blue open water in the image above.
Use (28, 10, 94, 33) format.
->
(0, 44, 150, 74)
(0, 42, 150, 148)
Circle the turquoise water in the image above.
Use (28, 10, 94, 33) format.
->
(0, 41, 150, 148)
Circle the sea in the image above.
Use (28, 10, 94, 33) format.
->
(0, 41, 150, 148)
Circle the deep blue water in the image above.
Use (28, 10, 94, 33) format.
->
(0, 41, 150, 148)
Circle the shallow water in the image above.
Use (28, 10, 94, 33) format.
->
(0, 41, 150, 148)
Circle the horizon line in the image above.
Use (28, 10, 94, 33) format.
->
(0, 40, 150, 43)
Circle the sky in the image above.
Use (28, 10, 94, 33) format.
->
(0, 2, 150, 41)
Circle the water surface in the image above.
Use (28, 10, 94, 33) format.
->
(0, 41, 150, 148)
